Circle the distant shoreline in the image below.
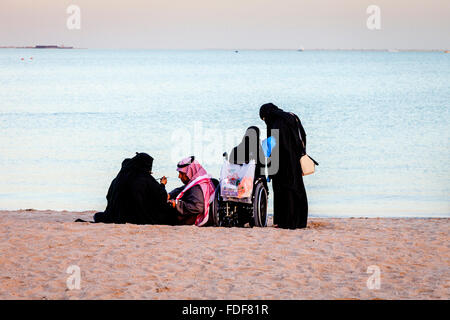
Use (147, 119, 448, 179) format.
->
(0, 46, 81, 49)
(0, 47, 448, 52)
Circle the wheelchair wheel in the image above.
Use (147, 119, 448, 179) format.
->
(212, 190, 222, 226)
(210, 178, 221, 227)
(252, 181, 268, 227)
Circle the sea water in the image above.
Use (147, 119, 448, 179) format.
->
(0, 49, 449, 217)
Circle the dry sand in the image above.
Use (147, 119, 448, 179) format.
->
(0, 209, 448, 300)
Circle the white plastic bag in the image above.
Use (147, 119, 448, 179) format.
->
(220, 159, 255, 203)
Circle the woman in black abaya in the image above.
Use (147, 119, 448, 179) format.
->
(259, 103, 308, 229)
(93, 152, 176, 225)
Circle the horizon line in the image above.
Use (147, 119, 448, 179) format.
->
(1, 47, 449, 52)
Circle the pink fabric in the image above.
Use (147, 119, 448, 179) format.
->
(176, 157, 215, 226)
(176, 157, 208, 180)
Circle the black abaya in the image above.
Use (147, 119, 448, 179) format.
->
(260, 103, 308, 229)
(93, 153, 176, 225)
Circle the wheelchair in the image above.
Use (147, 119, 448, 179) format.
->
(209, 127, 269, 227)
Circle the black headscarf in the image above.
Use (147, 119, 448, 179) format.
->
(260, 103, 297, 127)
(260, 102, 306, 153)
(229, 126, 265, 177)
(119, 152, 153, 174)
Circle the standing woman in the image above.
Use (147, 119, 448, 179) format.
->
(259, 103, 308, 229)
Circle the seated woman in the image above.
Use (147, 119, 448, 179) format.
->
(167, 156, 215, 226)
(93, 152, 175, 225)
(229, 126, 265, 178)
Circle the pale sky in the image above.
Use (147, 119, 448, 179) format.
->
(1, 0, 449, 49)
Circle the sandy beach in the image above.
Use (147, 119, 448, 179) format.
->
(0, 209, 448, 300)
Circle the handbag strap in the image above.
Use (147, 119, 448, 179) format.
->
(289, 112, 306, 154)
(290, 113, 319, 166)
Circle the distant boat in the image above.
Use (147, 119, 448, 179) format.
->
(297, 47, 304, 52)
(387, 49, 399, 53)
(34, 45, 73, 49)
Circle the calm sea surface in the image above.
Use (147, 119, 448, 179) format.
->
(0, 49, 449, 217)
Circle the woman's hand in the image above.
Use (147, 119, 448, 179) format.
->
(160, 176, 167, 185)
(168, 200, 176, 208)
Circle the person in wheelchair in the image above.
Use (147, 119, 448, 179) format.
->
(215, 126, 269, 227)
(229, 126, 265, 177)
(167, 156, 216, 226)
